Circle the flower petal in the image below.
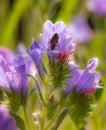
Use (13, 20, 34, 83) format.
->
(43, 20, 54, 36)
(0, 66, 9, 89)
(54, 21, 66, 34)
(87, 58, 98, 70)
(27, 39, 44, 74)
(76, 71, 99, 90)
(66, 62, 81, 94)
(40, 34, 48, 50)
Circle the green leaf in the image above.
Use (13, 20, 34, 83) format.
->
(12, 114, 26, 130)
(40, 60, 49, 77)
(25, 74, 46, 106)
(27, 80, 37, 111)
(42, 52, 49, 67)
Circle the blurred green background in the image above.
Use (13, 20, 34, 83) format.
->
(0, 0, 81, 48)
(0, 0, 106, 129)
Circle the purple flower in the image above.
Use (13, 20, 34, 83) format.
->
(40, 20, 76, 62)
(69, 16, 93, 43)
(27, 38, 44, 74)
(86, 0, 106, 16)
(0, 47, 15, 65)
(17, 43, 36, 76)
(0, 55, 11, 90)
(13, 56, 30, 95)
(0, 105, 17, 130)
(66, 58, 100, 95)
(0, 54, 31, 96)
(16, 43, 27, 56)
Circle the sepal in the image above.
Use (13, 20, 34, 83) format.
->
(49, 60, 71, 89)
(1, 87, 21, 113)
(66, 86, 94, 124)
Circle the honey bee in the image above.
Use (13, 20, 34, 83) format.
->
(50, 33, 59, 50)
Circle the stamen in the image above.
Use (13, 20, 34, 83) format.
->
(50, 33, 59, 50)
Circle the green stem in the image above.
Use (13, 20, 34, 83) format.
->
(41, 106, 47, 130)
(23, 105, 33, 130)
(51, 109, 68, 130)
(45, 105, 64, 130)
(41, 84, 48, 130)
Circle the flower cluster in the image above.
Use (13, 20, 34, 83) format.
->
(0, 20, 101, 130)
(28, 20, 100, 93)
(27, 20, 101, 127)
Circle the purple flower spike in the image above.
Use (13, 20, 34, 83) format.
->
(66, 58, 101, 95)
(0, 105, 17, 130)
(27, 38, 44, 74)
(86, 0, 106, 16)
(40, 20, 76, 61)
(69, 16, 93, 43)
